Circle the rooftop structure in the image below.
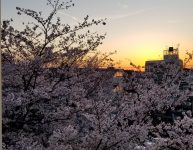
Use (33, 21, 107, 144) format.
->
(145, 47, 183, 72)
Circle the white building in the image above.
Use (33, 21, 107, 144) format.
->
(145, 47, 183, 72)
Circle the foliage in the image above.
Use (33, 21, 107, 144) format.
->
(2, 0, 193, 150)
(1, 0, 106, 91)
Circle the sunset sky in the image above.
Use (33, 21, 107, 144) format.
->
(2, 0, 193, 69)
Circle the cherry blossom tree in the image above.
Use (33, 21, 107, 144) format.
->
(1, 0, 106, 91)
(2, 0, 193, 149)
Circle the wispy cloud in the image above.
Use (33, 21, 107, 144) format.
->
(58, 11, 80, 22)
(58, 8, 153, 23)
(107, 8, 153, 21)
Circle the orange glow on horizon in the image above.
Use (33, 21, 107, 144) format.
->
(99, 43, 193, 70)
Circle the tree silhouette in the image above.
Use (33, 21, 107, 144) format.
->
(1, 0, 106, 91)
(2, 0, 193, 149)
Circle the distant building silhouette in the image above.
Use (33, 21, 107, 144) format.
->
(145, 47, 183, 72)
